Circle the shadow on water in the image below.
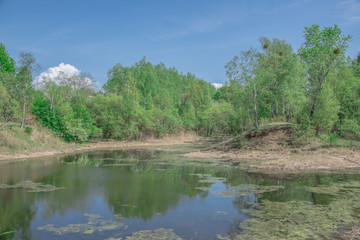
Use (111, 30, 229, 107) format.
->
(1, 146, 360, 239)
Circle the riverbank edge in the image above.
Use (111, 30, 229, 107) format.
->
(0, 135, 204, 162)
(2, 133, 360, 173)
(182, 147, 360, 173)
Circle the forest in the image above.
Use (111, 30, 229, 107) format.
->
(0, 24, 359, 144)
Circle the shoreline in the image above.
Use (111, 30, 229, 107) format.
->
(0, 135, 202, 162)
(182, 147, 360, 172)
(2, 134, 360, 173)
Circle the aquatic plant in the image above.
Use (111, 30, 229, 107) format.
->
(125, 228, 182, 240)
(37, 213, 126, 235)
(0, 180, 65, 192)
(211, 184, 284, 198)
(227, 180, 360, 239)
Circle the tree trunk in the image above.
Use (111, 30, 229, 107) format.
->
(21, 75, 29, 129)
(310, 84, 322, 119)
(282, 99, 285, 116)
(275, 102, 278, 116)
(286, 106, 290, 122)
(21, 96, 26, 128)
(310, 100, 316, 119)
(253, 85, 258, 128)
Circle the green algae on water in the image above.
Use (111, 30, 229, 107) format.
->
(0, 231, 14, 236)
(37, 213, 126, 235)
(305, 180, 360, 195)
(189, 173, 226, 184)
(125, 228, 182, 240)
(211, 184, 284, 198)
(0, 180, 65, 192)
(228, 180, 360, 240)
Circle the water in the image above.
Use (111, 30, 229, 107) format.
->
(0, 145, 360, 239)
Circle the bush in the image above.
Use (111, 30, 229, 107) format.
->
(25, 126, 33, 135)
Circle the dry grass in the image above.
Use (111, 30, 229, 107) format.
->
(183, 124, 360, 172)
(0, 129, 200, 162)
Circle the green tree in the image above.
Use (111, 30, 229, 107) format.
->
(0, 43, 16, 73)
(0, 83, 19, 127)
(312, 85, 340, 134)
(258, 37, 306, 120)
(200, 101, 235, 136)
(225, 48, 261, 128)
(298, 24, 351, 119)
(17, 52, 40, 128)
(104, 64, 138, 100)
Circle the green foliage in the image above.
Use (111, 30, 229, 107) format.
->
(99, 58, 215, 138)
(0, 83, 20, 125)
(298, 24, 351, 119)
(17, 52, 40, 128)
(0, 25, 357, 144)
(312, 85, 340, 134)
(89, 94, 146, 140)
(199, 101, 235, 136)
(340, 119, 360, 141)
(0, 43, 16, 73)
(32, 92, 99, 142)
(328, 131, 338, 146)
(25, 126, 33, 135)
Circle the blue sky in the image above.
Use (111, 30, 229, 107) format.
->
(0, 0, 359, 87)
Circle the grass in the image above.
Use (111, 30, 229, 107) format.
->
(0, 121, 67, 153)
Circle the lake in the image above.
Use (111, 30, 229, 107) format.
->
(1, 145, 360, 239)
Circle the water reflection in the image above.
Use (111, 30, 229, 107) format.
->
(0, 147, 360, 239)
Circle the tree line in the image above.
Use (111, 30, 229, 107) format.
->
(0, 24, 359, 143)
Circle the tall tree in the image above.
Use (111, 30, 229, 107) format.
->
(0, 43, 16, 73)
(17, 52, 40, 128)
(258, 37, 307, 120)
(225, 48, 261, 128)
(298, 24, 351, 119)
(0, 83, 19, 127)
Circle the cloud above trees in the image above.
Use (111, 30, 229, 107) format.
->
(212, 83, 223, 89)
(34, 63, 95, 89)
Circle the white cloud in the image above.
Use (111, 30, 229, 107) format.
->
(212, 83, 223, 89)
(34, 63, 96, 90)
(35, 63, 80, 85)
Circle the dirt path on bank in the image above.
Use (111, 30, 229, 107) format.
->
(0, 135, 202, 162)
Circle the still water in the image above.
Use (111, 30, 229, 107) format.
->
(0, 145, 360, 240)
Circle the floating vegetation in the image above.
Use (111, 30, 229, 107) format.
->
(114, 214, 123, 220)
(125, 228, 182, 240)
(195, 186, 211, 191)
(215, 211, 229, 215)
(305, 180, 360, 195)
(102, 164, 135, 167)
(37, 213, 126, 235)
(228, 180, 360, 240)
(189, 173, 227, 183)
(155, 168, 172, 172)
(0, 180, 65, 192)
(0, 231, 14, 236)
(211, 184, 284, 198)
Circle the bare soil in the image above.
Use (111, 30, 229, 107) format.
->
(183, 125, 360, 172)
